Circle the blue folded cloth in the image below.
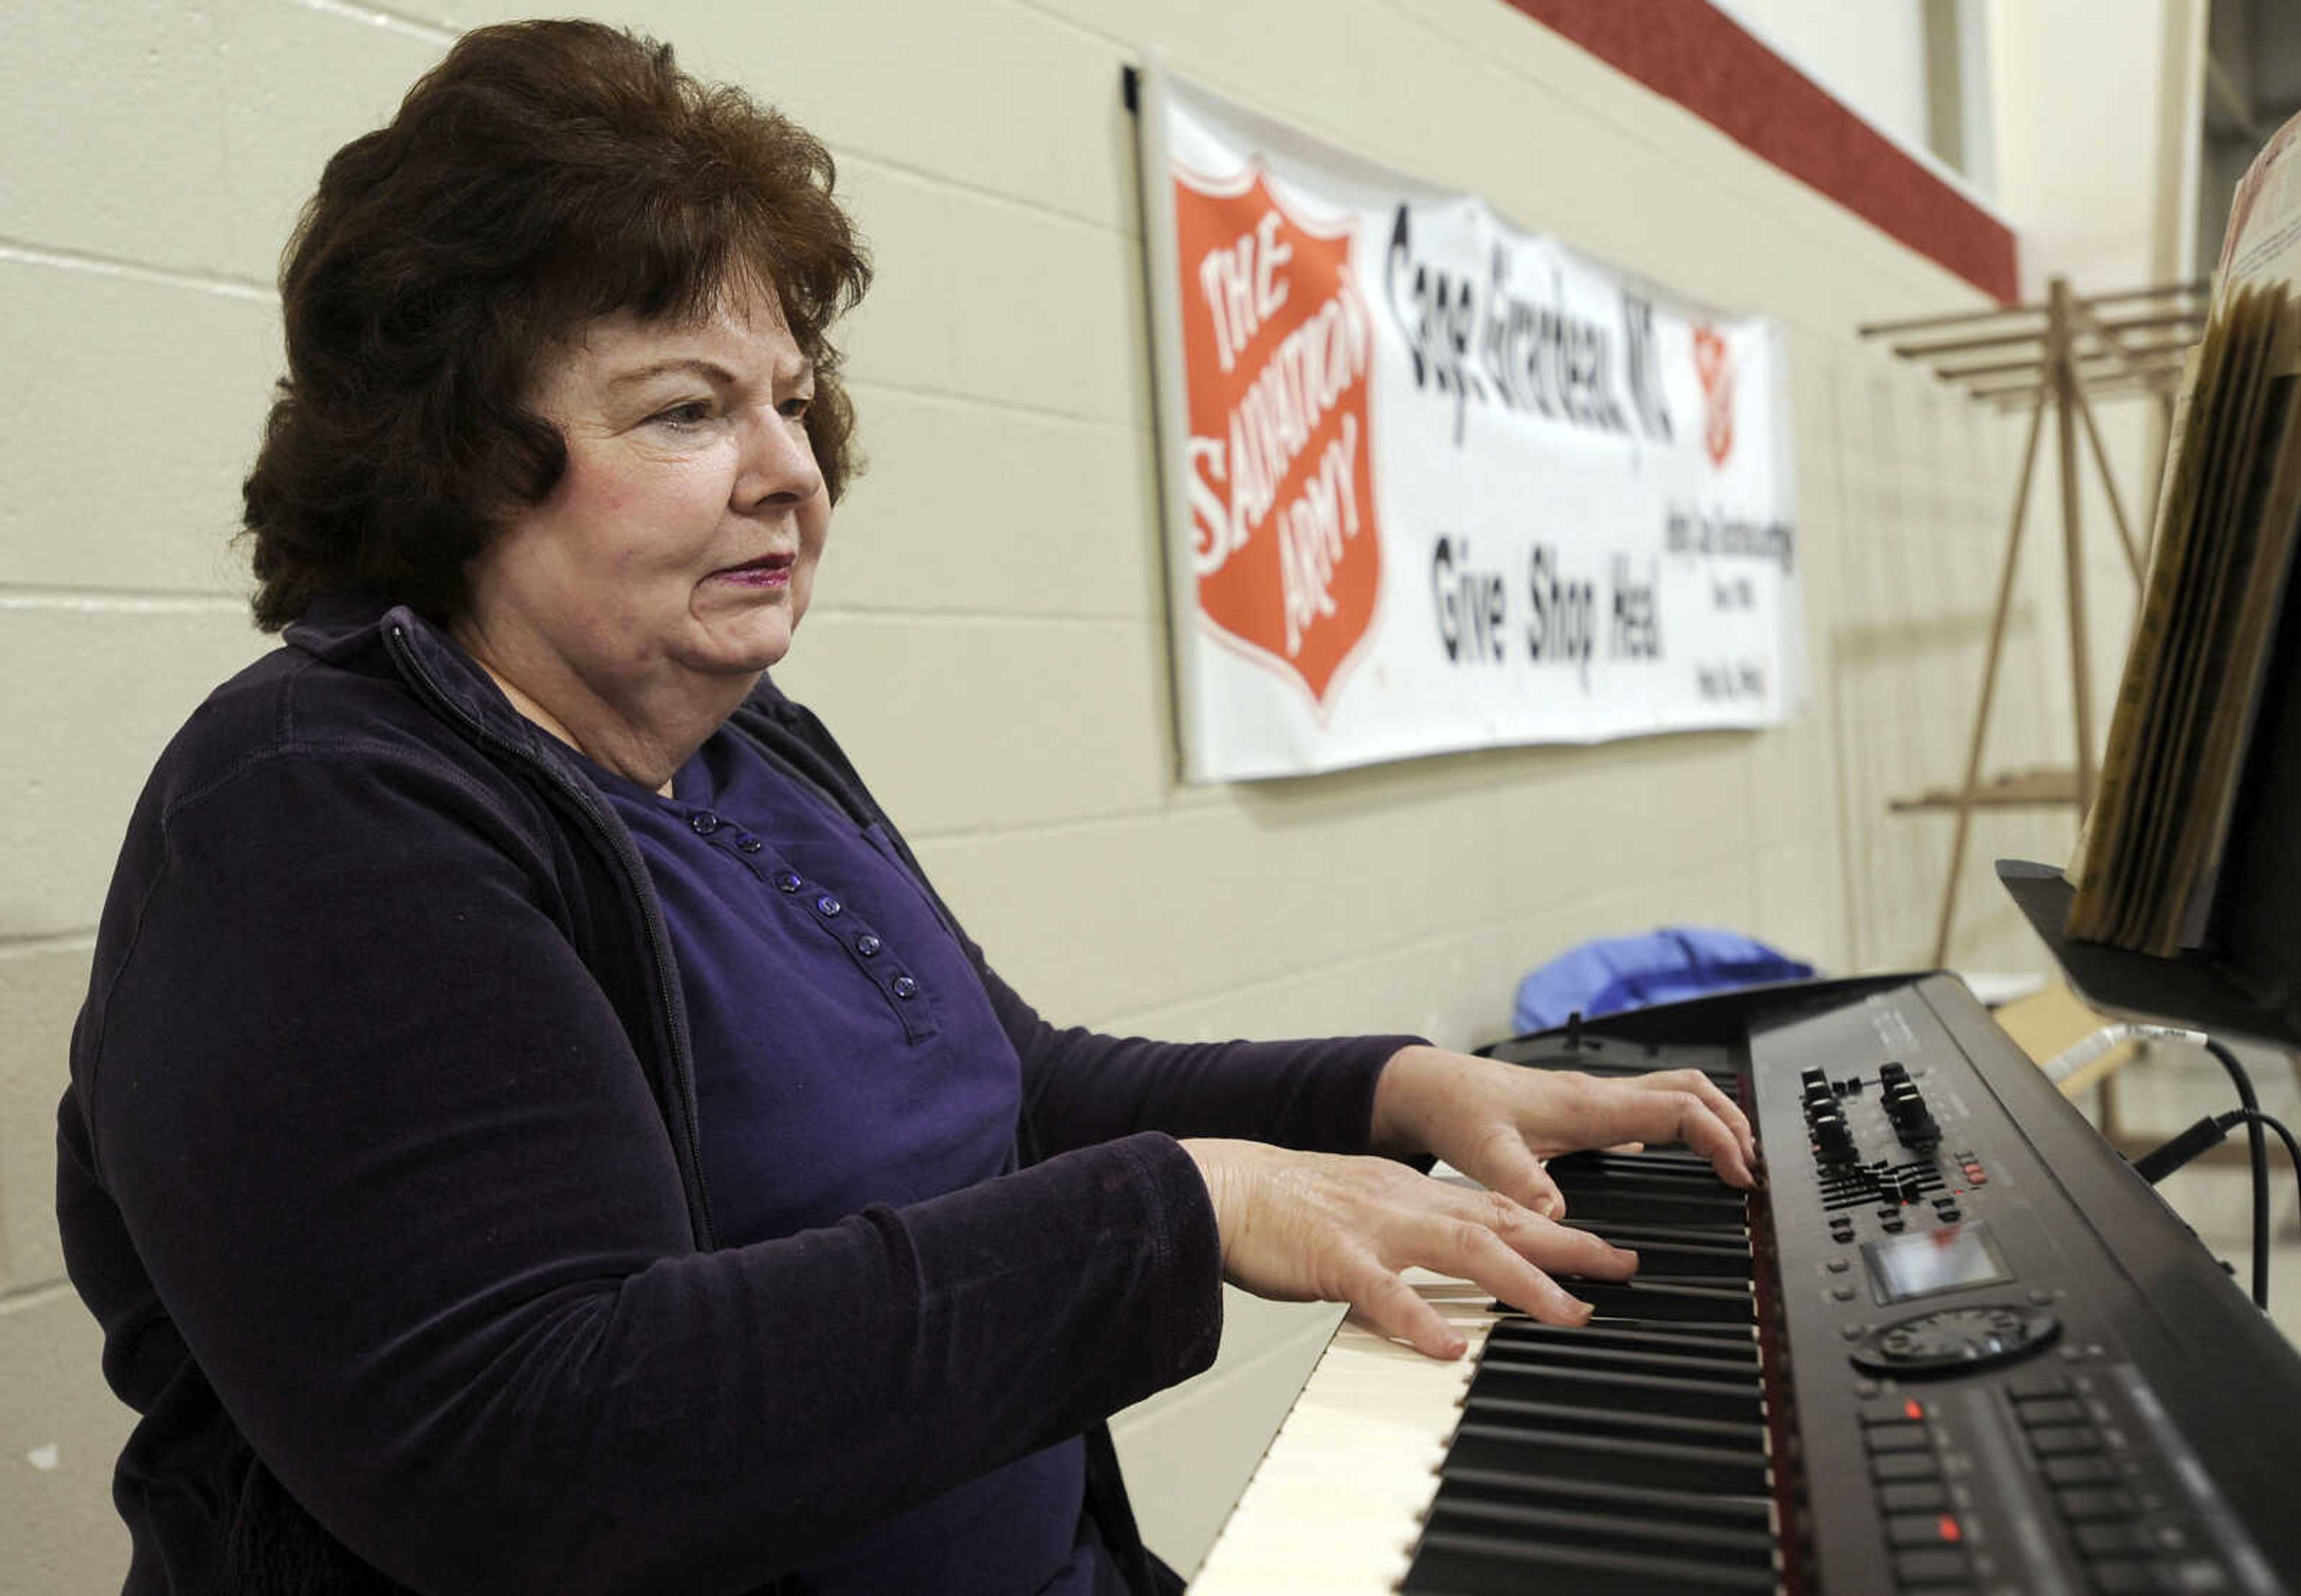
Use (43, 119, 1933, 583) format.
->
(1512, 927, 1816, 1035)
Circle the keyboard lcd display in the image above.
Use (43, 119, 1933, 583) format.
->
(1862, 1222, 2012, 1304)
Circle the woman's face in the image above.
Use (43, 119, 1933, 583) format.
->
(461, 282, 829, 708)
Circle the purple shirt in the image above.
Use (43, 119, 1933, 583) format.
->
(594, 728, 1104, 1594)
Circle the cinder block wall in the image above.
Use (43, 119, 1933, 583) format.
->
(1, 2, 2075, 1587)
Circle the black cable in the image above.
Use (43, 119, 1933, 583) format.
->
(2124, 1032, 2272, 1308)
(2227, 1108, 2301, 1231)
(2129, 1039, 2284, 1312)
(2200, 1038, 2270, 1312)
(2132, 1116, 2231, 1184)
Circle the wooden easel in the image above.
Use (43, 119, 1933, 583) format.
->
(1857, 277, 2206, 966)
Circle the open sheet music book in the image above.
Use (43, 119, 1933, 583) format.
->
(2065, 117, 2301, 956)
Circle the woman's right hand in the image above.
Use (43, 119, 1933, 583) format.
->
(1177, 1138, 1638, 1359)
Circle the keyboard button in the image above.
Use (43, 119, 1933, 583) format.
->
(1885, 1512, 1961, 1547)
(1873, 1452, 1942, 1482)
(2055, 1486, 2137, 1521)
(2013, 1397, 2086, 1426)
(2076, 1522, 2143, 1556)
(1860, 1396, 1929, 1426)
(1864, 1421, 1931, 1453)
(1879, 1480, 1949, 1513)
(1892, 1547, 1970, 1583)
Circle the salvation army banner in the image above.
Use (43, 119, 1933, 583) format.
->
(1134, 67, 1805, 782)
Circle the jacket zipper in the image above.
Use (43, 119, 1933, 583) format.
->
(381, 621, 718, 1249)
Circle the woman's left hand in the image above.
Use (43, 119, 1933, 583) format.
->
(1369, 1044, 1759, 1219)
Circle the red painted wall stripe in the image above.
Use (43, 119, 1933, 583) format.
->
(1503, 0, 2019, 303)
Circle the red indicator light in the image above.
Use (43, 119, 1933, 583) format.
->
(1904, 1399, 1925, 1420)
(1938, 1516, 1962, 1543)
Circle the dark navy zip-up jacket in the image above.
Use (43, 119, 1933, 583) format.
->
(55, 593, 1415, 1595)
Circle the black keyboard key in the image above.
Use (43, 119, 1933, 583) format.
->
(1447, 1420, 1769, 1497)
(1405, 1529, 1777, 1595)
(1468, 1360, 1764, 1425)
(1436, 1466, 1772, 1531)
(1457, 1392, 1765, 1453)
(1479, 1339, 1758, 1383)
(1421, 1493, 1777, 1562)
(1570, 1280, 1756, 1325)
(1564, 1223, 1755, 1280)
(1485, 1319, 1759, 1364)
(1542, 1184, 1750, 1228)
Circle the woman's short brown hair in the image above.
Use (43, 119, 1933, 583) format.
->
(242, 19, 871, 630)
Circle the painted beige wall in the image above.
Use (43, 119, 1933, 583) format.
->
(1714, 0, 1933, 155)
(1986, 0, 2206, 775)
(0, 1, 2137, 1587)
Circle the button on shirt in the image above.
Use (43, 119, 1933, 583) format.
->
(590, 729, 1102, 1595)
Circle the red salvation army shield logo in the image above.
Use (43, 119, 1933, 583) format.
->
(1174, 165, 1382, 709)
(1693, 323, 1735, 468)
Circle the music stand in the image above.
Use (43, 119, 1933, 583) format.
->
(1997, 539, 2301, 1049)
